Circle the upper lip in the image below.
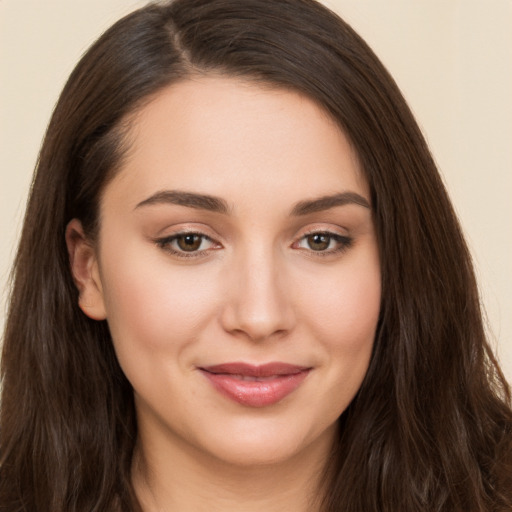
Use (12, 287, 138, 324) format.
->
(200, 362, 311, 377)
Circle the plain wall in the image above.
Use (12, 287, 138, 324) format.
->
(1, 0, 511, 381)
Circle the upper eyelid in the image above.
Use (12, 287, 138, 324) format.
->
(293, 224, 349, 239)
(159, 230, 213, 239)
(299, 227, 345, 236)
(155, 226, 348, 241)
(153, 223, 351, 244)
(154, 224, 223, 243)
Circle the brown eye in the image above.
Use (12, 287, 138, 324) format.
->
(294, 231, 353, 255)
(306, 233, 331, 251)
(176, 234, 203, 252)
(156, 232, 220, 258)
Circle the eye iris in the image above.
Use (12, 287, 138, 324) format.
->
(177, 234, 202, 252)
(307, 233, 330, 251)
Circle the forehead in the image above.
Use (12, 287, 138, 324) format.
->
(105, 76, 369, 212)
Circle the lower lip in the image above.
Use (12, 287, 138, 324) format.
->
(200, 370, 310, 407)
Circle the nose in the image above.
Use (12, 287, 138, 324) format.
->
(219, 247, 296, 342)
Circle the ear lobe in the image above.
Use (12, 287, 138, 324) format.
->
(65, 219, 107, 321)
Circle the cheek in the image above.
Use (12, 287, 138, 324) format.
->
(99, 244, 220, 354)
(297, 250, 380, 403)
(301, 255, 381, 350)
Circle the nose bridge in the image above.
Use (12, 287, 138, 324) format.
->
(221, 242, 294, 341)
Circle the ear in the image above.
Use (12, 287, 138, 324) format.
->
(65, 219, 107, 320)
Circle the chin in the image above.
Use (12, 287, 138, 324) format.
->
(191, 417, 337, 469)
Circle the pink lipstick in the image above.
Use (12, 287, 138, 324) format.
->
(199, 362, 311, 407)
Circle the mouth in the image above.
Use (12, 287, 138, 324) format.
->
(198, 362, 312, 408)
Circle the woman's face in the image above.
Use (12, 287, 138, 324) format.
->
(73, 76, 381, 467)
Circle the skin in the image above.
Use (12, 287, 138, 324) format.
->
(67, 76, 381, 511)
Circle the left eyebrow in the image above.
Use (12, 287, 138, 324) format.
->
(290, 192, 371, 216)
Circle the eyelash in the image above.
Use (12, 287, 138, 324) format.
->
(293, 231, 353, 257)
(154, 230, 353, 259)
(155, 232, 220, 258)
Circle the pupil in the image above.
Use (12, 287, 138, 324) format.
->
(308, 234, 330, 251)
(178, 234, 201, 251)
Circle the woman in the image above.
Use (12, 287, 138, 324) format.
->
(1, 0, 511, 510)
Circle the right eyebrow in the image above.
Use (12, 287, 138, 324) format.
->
(134, 190, 230, 214)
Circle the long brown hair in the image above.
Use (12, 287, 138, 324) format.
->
(1, 1, 511, 510)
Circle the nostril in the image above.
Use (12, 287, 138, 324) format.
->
(219, 258, 296, 340)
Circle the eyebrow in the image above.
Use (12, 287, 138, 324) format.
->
(290, 192, 371, 215)
(135, 190, 230, 214)
(134, 189, 370, 216)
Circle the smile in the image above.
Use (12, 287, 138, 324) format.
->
(199, 362, 312, 408)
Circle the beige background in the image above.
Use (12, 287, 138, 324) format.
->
(1, 0, 511, 382)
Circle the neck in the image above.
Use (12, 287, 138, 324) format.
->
(132, 425, 335, 512)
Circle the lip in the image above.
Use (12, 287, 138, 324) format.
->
(199, 362, 312, 408)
